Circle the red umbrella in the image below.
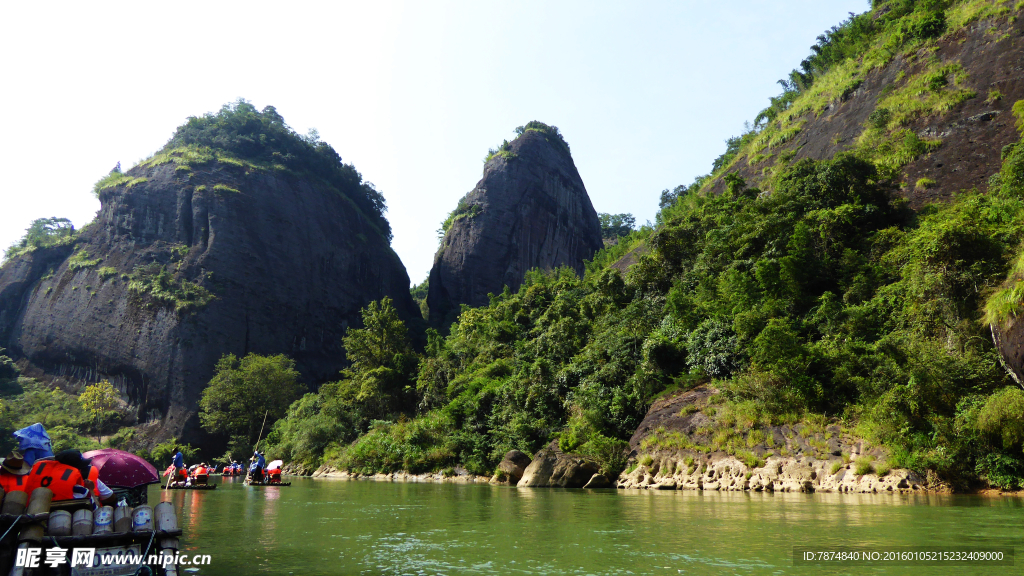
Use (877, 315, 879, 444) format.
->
(83, 448, 161, 488)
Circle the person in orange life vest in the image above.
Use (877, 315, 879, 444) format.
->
(26, 453, 86, 501)
(0, 450, 33, 494)
(266, 465, 282, 483)
(55, 450, 112, 504)
(194, 463, 209, 485)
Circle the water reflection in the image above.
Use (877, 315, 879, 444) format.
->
(155, 479, 1024, 576)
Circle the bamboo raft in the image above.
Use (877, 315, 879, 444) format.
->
(165, 484, 217, 490)
(245, 481, 291, 487)
(0, 486, 184, 576)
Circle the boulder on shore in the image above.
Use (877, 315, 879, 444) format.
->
(490, 449, 532, 485)
(517, 441, 600, 488)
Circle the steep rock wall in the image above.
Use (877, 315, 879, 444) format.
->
(0, 160, 419, 445)
(427, 130, 603, 325)
(714, 14, 1024, 207)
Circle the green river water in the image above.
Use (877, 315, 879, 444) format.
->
(150, 476, 1022, 576)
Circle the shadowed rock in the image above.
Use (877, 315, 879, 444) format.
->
(490, 449, 533, 485)
(0, 156, 419, 449)
(517, 441, 600, 488)
(428, 126, 603, 327)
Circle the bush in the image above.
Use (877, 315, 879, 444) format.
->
(4, 217, 76, 261)
(687, 319, 744, 378)
(975, 453, 1024, 490)
(977, 387, 1024, 450)
(127, 263, 214, 313)
(163, 99, 391, 241)
(854, 457, 875, 476)
(599, 214, 637, 240)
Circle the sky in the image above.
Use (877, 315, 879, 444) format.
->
(0, 0, 868, 285)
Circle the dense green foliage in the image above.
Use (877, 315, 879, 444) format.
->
(270, 123, 1024, 486)
(3, 217, 76, 261)
(598, 213, 636, 240)
(411, 278, 430, 320)
(162, 100, 392, 241)
(266, 298, 418, 467)
(199, 353, 306, 459)
(0, 349, 131, 457)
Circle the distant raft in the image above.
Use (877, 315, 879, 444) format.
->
(245, 481, 291, 487)
(166, 484, 217, 490)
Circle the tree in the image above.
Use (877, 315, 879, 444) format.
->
(344, 297, 411, 371)
(339, 297, 417, 420)
(0, 348, 18, 382)
(4, 217, 76, 259)
(78, 380, 123, 429)
(598, 213, 636, 240)
(199, 353, 305, 447)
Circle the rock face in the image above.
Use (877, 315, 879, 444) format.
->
(490, 449, 532, 485)
(427, 128, 604, 326)
(517, 441, 600, 488)
(712, 14, 1024, 207)
(991, 322, 1024, 387)
(618, 385, 937, 494)
(0, 159, 420, 447)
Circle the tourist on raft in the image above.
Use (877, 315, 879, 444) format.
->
(0, 423, 114, 506)
(249, 451, 266, 483)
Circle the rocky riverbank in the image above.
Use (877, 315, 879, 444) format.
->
(293, 384, 1001, 495)
(311, 465, 490, 484)
(616, 384, 950, 494)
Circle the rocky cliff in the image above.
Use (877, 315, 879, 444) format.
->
(616, 385, 936, 494)
(0, 114, 420, 447)
(709, 11, 1024, 207)
(427, 125, 604, 326)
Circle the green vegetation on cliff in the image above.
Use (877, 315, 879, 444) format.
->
(713, 0, 1014, 186)
(260, 3, 1024, 488)
(3, 217, 76, 261)
(163, 100, 392, 240)
(266, 119, 1024, 487)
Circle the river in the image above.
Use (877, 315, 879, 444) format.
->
(150, 476, 1023, 575)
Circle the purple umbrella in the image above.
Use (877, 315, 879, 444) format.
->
(83, 448, 161, 489)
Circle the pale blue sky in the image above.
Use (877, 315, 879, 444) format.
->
(0, 1, 867, 284)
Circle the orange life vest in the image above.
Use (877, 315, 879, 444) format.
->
(27, 460, 85, 501)
(0, 471, 30, 494)
(195, 466, 207, 476)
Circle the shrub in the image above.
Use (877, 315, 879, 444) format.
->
(437, 198, 482, 241)
(975, 453, 1024, 490)
(128, 263, 214, 312)
(687, 319, 744, 378)
(3, 217, 76, 261)
(97, 267, 118, 280)
(915, 177, 937, 189)
(977, 387, 1024, 450)
(875, 460, 891, 477)
(854, 457, 875, 476)
(162, 100, 391, 241)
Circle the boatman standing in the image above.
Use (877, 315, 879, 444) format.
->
(249, 451, 265, 483)
(172, 448, 186, 485)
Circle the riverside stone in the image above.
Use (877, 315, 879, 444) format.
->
(517, 441, 601, 488)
